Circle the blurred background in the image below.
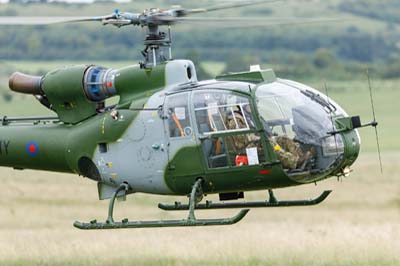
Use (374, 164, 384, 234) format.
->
(0, 1, 399, 266)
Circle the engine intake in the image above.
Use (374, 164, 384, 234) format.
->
(83, 66, 117, 102)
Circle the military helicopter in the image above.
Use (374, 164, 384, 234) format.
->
(0, 0, 380, 230)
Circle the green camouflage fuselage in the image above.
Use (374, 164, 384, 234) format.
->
(0, 60, 360, 199)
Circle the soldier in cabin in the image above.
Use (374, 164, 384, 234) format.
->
(269, 136, 312, 170)
(224, 105, 261, 166)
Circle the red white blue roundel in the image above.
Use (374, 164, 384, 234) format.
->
(26, 141, 39, 156)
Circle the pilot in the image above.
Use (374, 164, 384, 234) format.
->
(269, 136, 312, 170)
(259, 112, 314, 170)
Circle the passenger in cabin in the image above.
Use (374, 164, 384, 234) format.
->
(226, 108, 259, 148)
(225, 107, 261, 166)
(269, 136, 312, 170)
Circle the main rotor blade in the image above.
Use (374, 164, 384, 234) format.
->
(187, 0, 281, 14)
(171, 17, 348, 27)
(0, 16, 108, 25)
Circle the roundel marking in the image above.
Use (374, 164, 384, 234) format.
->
(26, 141, 39, 156)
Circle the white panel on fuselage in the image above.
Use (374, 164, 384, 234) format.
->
(92, 91, 171, 194)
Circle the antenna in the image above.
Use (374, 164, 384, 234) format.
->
(366, 69, 383, 174)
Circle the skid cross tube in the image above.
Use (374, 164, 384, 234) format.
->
(74, 180, 250, 230)
(106, 183, 129, 224)
(158, 190, 332, 211)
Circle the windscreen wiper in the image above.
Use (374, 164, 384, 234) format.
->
(301, 90, 337, 113)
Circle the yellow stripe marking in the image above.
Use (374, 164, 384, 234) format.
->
(101, 116, 106, 135)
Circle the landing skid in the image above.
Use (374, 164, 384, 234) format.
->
(73, 210, 249, 229)
(158, 190, 332, 211)
(74, 180, 249, 230)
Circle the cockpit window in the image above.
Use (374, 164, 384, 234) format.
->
(193, 90, 255, 134)
(166, 92, 191, 138)
(256, 81, 345, 175)
(194, 90, 263, 169)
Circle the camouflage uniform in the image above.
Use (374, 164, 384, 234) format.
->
(225, 112, 259, 153)
(270, 136, 304, 170)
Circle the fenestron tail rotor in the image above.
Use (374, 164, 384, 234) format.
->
(366, 70, 383, 174)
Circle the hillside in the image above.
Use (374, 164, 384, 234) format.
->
(0, 0, 399, 64)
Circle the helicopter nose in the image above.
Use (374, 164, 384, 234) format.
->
(341, 129, 361, 169)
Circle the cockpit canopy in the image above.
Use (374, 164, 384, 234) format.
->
(256, 79, 348, 174)
(165, 79, 355, 180)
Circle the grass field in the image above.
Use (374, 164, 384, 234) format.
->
(0, 152, 398, 266)
(0, 61, 399, 266)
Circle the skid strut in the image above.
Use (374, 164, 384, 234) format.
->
(74, 180, 249, 230)
(158, 190, 332, 211)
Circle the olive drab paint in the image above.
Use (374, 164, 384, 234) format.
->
(0, 60, 360, 197)
(0, 140, 10, 156)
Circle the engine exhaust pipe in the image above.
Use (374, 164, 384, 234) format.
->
(9, 72, 43, 95)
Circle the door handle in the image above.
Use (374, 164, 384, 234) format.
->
(152, 143, 165, 151)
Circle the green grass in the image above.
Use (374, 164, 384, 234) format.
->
(1, 257, 398, 266)
(0, 151, 398, 266)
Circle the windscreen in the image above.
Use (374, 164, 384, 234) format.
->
(256, 80, 346, 174)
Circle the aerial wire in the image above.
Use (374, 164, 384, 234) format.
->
(366, 69, 383, 174)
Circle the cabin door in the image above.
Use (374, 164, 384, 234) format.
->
(164, 92, 204, 179)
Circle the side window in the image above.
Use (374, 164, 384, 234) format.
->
(257, 94, 296, 138)
(194, 90, 256, 134)
(166, 93, 191, 138)
(194, 90, 263, 169)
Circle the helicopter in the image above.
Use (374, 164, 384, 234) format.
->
(0, 0, 380, 230)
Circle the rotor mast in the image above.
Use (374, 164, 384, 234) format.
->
(96, 8, 176, 67)
(142, 24, 172, 67)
